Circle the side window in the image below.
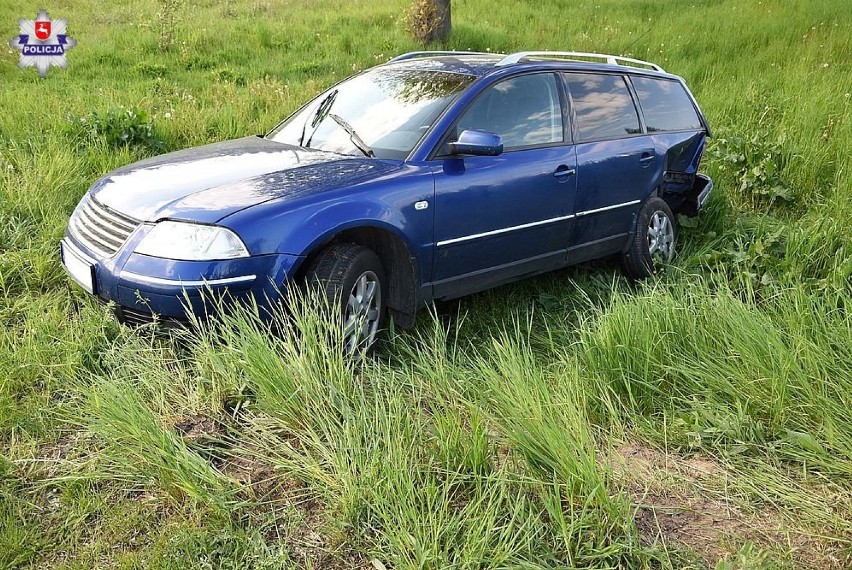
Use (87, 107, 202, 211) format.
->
(563, 73, 641, 142)
(455, 74, 563, 150)
(631, 76, 702, 132)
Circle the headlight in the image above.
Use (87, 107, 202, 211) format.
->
(135, 221, 249, 261)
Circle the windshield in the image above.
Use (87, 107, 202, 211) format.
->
(267, 68, 475, 160)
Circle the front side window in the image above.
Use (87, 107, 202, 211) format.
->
(268, 68, 475, 160)
(455, 73, 564, 150)
(631, 76, 702, 132)
(563, 73, 641, 142)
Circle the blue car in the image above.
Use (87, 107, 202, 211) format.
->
(61, 50, 712, 351)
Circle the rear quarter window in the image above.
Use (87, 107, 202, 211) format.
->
(563, 73, 642, 142)
(631, 76, 702, 132)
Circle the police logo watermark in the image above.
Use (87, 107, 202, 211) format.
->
(9, 9, 76, 77)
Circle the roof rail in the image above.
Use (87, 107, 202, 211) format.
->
(389, 51, 493, 63)
(495, 51, 664, 72)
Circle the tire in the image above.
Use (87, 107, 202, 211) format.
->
(622, 197, 677, 279)
(303, 243, 385, 354)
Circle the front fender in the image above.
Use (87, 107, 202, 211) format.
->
(297, 212, 415, 259)
(221, 163, 436, 280)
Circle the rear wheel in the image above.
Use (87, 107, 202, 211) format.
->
(622, 197, 677, 279)
(304, 243, 385, 354)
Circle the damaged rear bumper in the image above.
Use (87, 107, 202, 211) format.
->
(664, 173, 713, 217)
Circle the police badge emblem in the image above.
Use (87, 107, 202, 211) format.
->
(9, 9, 77, 77)
(35, 20, 51, 41)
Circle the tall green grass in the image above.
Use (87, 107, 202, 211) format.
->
(575, 281, 852, 534)
(1, 0, 851, 567)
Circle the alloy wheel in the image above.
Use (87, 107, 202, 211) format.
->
(343, 270, 381, 354)
(647, 210, 675, 264)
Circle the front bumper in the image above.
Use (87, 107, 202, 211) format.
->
(61, 235, 302, 323)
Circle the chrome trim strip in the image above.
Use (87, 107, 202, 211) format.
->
(68, 195, 141, 258)
(76, 209, 124, 248)
(435, 199, 642, 247)
(436, 213, 576, 247)
(61, 237, 96, 265)
(79, 204, 134, 238)
(119, 271, 257, 287)
(87, 197, 139, 228)
(575, 200, 640, 218)
(69, 218, 114, 259)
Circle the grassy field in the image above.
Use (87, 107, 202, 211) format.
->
(1, 0, 851, 567)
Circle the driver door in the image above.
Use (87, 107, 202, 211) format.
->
(428, 72, 577, 299)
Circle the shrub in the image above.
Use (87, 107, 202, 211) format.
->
(708, 132, 795, 211)
(66, 107, 165, 152)
(157, 0, 182, 52)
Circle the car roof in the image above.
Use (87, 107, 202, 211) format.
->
(383, 54, 505, 76)
(382, 51, 682, 81)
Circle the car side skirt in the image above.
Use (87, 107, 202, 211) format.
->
(426, 231, 629, 301)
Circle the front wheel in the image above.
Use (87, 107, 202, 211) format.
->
(304, 243, 386, 354)
(622, 197, 677, 279)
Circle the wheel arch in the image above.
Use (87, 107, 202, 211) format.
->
(294, 222, 420, 328)
(622, 187, 662, 253)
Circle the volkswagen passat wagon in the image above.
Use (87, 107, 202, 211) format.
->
(61, 51, 712, 351)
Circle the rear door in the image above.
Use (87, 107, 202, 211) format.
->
(561, 72, 659, 260)
(429, 72, 577, 298)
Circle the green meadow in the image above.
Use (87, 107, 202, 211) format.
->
(1, 0, 850, 567)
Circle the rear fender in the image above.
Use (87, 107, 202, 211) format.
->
(658, 131, 710, 215)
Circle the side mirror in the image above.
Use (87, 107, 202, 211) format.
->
(449, 129, 503, 156)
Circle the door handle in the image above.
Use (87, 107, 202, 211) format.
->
(639, 152, 655, 166)
(553, 165, 576, 178)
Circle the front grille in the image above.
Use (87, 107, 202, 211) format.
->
(115, 305, 187, 329)
(68, 195, 140, 258)
(117, 306, 156, 327)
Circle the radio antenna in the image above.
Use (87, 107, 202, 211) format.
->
(619, 28, 652, 57)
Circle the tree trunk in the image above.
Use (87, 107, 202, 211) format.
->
(427, 0, 451, 43)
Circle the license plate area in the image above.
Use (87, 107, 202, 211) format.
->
(61, 240, 96, 294)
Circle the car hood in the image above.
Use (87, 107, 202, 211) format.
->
(90, 136, 400, 223)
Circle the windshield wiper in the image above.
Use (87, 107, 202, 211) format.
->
(300, 89, 338, 148)
(328, 113, 375, 158)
